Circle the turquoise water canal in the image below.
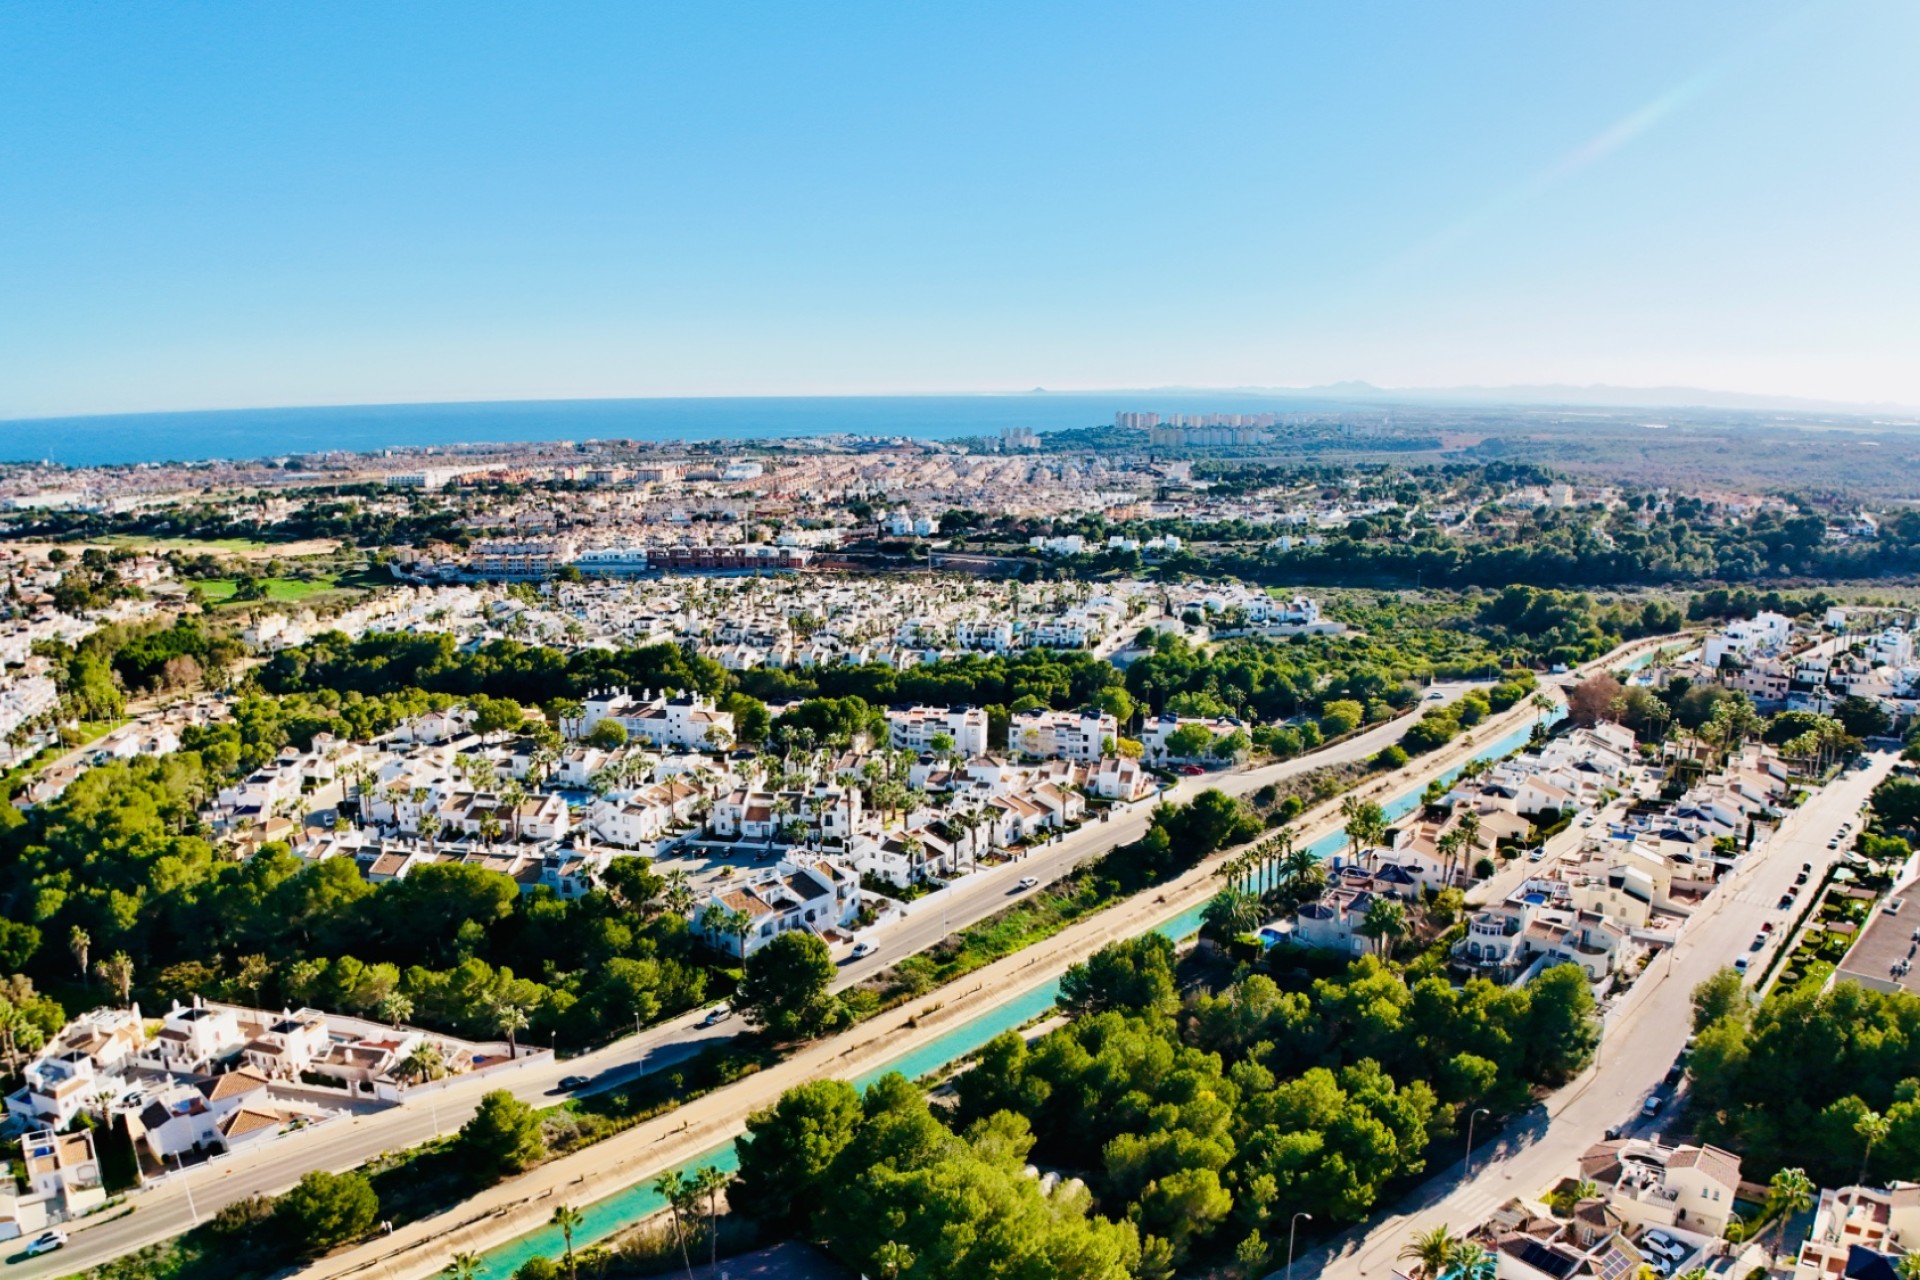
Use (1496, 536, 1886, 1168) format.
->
(468, 709, 1564, 1277)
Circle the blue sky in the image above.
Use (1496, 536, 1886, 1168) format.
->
(2, 1, 1916, 417)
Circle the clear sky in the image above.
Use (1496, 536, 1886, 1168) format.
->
(2, 1, 1916, 418)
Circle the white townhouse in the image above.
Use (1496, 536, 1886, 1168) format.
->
(693, 858, 861, 955)
(1009, 708, 1117, 762)
(887, 704, 991, 757)
(580, 688, 736, 751)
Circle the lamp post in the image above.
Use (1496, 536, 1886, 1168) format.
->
(1288, 1211, 1312, 1280)
(1464, 1106, 1492, 1180)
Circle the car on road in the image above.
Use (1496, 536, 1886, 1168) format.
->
(1016, 876, 1040, 890)
(25, 1231, 68, 1257)
(851, 941, 878, 959)
(699, 1005, 733, 1027)
(1641, 1093, 1665, 1118)
(1426, 690, 1445, 700)
(1178, 764, 1206, 776)
(1528, 847, 1547, 862)
(558, 1075, 590, 1090)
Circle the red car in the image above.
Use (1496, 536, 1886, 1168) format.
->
(1178, 764, 1206, 776)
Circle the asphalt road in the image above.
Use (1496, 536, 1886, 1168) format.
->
(1292, 749, 1898, 1280)
(9, 683, 1487, 1277)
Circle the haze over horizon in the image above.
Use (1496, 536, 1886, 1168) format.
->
(3, 1, 1915, 420)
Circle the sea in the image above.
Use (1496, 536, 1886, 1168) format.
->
(0, 392, 1353, 468)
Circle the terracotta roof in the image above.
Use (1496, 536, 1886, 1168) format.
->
(217, 1105, 282, 1139)
(1668, 1143, 1742, 1189)
(199, 1068, 271, 1103)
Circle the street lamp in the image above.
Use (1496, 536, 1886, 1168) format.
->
(1464, 1106, 1492, 1180)
(1288, 1211, 1312, 1280)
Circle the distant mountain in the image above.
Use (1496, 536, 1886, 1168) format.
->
(1146, 381, 1920, 416)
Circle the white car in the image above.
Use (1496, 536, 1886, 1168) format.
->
(25, 1230, 68, 1256)
(1017, 876, 1041, 890)
(851, 941, 878, 959)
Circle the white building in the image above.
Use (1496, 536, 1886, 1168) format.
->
(581, 689, 736, 752)
(887, 705, 990, 757)
(1009, 708, 1118, 762)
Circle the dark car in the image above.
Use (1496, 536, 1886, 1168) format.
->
(559, 1074, 590, 1090)
(1795, 871, 1810, 886)
(1665, 1062, 1686, 1086)
(1778, 894, 1795, 910)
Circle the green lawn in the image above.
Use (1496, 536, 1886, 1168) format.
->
(194, 576, 347, 604)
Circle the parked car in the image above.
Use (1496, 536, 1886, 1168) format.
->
(1778, 893, 1796, 910)
(1761, 920, 1775, 933)
(1796, 871, 1811, 885)
(851, 941, 878, 959)
(1734, 955, 1750, 974)
(1641, 1093, 1665, 1118)
(1178, 764, 1206, 776)
(1804, 862, 1814, 871)
(1751, 932, 1767, 951)
(25, 1231, 68, 1257)
(1665, 1062, 1686, 1086)
(1016, 876, 1041, 890)
(1828, 840, 1839, 850)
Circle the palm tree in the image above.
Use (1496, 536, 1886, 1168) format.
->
(551, 1203, 585, 1280)
(1438, 829, 1467, 891)
(1857, 1109, 1891, 1183)
(1768, 1167, 1815, 1259)
(1457, 809, 1483, 877)
(1451, 1241, 1495, 1280)
(663, 869, 696, 917)
(490, 997, 531, 1059)
(653, 1170, 696, 1279)
(692, 1164, 728, 1272)
(873, 1241, 915, 1279)
(377, 990, 414, 1027)
(1360, 896, 1407, 959)
(68, 926, 89, 984)
(443, 1252, 482, 1280)
(395, 1041, 446, 1084)
(95, 951, 134, 1004)
(1399, 1225, 1464, 1280)
(1203, 887, 1262, 940)
(1530, 692, 1558, 727)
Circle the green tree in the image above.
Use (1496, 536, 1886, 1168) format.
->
(1767, 1167, 1815, 1256)
(1523, 964, 1599, 1084)
(735, 931, 838, 1039)
(1691, 968, 1751, 1033)
(550, 1204, 583, 1280)
(1058, 935, 1178, 1019)
(274, 1169, 379, 1254)
(457, 1088, 547, 1178)
(733, 1078, 864, 1228)
(586, 718, 628, 749)
(1400, 1225, 1464, 1280)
